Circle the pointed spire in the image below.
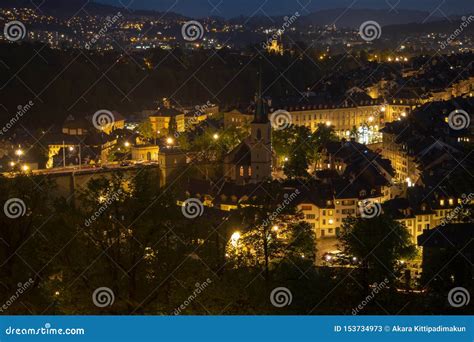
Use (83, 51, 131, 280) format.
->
(253, 61, 268, 124)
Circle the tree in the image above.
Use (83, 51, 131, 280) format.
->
(338, 214, 417, 295)
(137, 120, 155, 142)
(314, 123, 337, 146)
(273, 125, 318, 179)
(0, 174, 56, 312)
(224, 182, 315, 280)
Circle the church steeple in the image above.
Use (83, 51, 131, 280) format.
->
(253, 65, 268, 124)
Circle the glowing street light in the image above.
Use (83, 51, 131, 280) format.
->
(166, 137, 174, 145)
(15, 149, 24, 156)
(124, 141, 131, 148)
(212, 133, 219, 140)
(21, 165, 29, 172)
(230, 231, 241, 247)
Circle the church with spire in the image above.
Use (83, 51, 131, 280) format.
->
(224, 72, 273, 185)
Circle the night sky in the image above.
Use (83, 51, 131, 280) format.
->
(97, 0, 474, 18)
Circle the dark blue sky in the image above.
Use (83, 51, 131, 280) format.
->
(97, 0, 473, 18)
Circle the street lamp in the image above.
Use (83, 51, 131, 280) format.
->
(124, 141, 131, 148)
(212, 133, 219, 140)
(166, 137, 174, 146)
(230, 231, 240, 247)
(15, 149, 23, 157)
